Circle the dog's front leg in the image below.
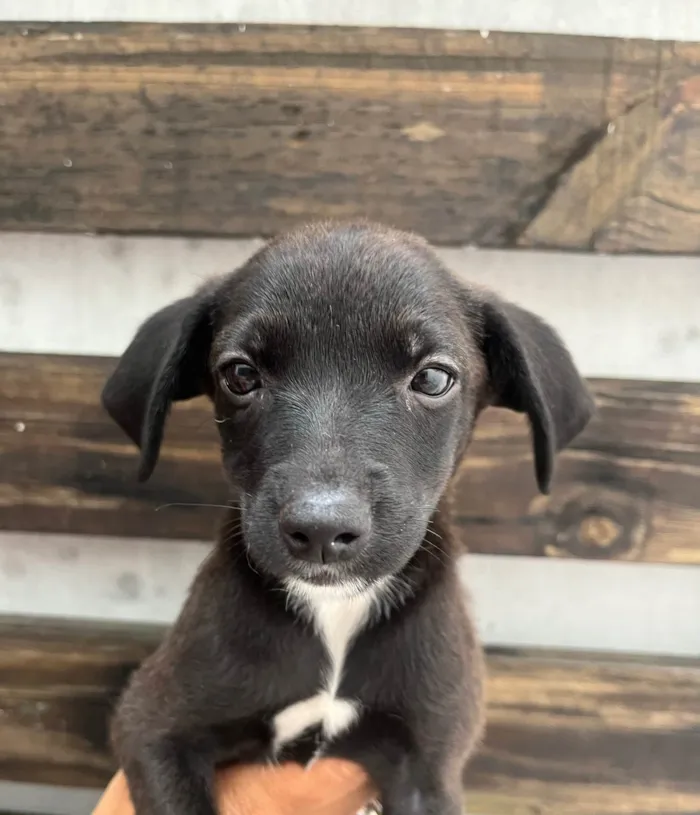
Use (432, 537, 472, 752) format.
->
(325, 714, 462, 815)
(115, 713, 274, 815)
(118, 733, 217, 815)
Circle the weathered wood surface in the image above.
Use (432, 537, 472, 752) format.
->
(447, 379, 700, 563)
(0, 617, 158, 788)
(467, 650, 700, 815)
(1, 616, 699, 815)
(2, 353, 700, 564)
(1, 23, 700, 252)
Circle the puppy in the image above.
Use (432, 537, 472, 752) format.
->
(102, 221, 594, 815)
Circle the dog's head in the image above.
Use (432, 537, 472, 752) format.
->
(103, 222, 594, 590)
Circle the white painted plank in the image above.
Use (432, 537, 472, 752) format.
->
(0, 233, 263, 358)
(0, 532, 211, 625)
(3, 0, 700, 42)
(0, 781, 99, 815)
(1, 532, 699, 658)
(1, 232, 699, 382)
(440, 247, 700, 382)
(463, 556, 700, 658)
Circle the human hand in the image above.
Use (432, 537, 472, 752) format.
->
(92, 759, 376, 815)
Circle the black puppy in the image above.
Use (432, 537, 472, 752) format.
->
(103, 221, 594, 815)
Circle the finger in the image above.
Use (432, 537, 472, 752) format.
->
(91, 772, 134, 815)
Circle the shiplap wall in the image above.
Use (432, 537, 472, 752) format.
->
(3, 531, 700, 658)
(4, 233, 700, 815)
(3, 6, 700, 812)
(3, 234, 700, 380)
(2, 231, 699, 658)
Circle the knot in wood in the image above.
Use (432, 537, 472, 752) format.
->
(578, 515, 621, 549)
(537, 485, 649, 560)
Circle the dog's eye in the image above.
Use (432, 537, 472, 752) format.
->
(411, 367, 454, 397)
(221, 362, 261, 396)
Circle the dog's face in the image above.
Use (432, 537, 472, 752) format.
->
(209, 227, 482, 588)
(103, 222, 594, 590)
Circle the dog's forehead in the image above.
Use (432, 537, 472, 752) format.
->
(214, 225, 465, 355)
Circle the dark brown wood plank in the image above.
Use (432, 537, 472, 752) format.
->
(519, 77, 700, 252)
(2, 615, 699, 815)
(2, 353, 700, 564)
(0, 616, 158, 788)
(447, 379, 700, 563)
(1, 23, 699, 252)
(0, 354, 227, 542)
(467, 649, 700, 815)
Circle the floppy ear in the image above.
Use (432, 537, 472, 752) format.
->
(101, 282, 218, 482)
(479, 294, 595, 494)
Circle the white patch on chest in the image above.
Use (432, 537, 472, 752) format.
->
(273, 581, 380, 752)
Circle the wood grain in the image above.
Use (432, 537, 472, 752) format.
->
(0, 616, 158, 788)
(520, 76, 700, 253)
(466, 650, 700, 815)
(0, 353, 226, 543)
(1, 23, 700, 252)
(447, 379, 700, 563)
(2, 353, 700, 564)
(1, 616, 699, 815)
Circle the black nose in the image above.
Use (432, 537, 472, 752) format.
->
(280, 489, 371, 564)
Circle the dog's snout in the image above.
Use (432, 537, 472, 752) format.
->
(279, 489, 370, 564)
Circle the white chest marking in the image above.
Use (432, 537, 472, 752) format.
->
(273, 582, 379, 752)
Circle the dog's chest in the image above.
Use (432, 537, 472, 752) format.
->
(272, 589, 374, 752)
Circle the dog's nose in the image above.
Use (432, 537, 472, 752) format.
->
(280, 489, 370, 564)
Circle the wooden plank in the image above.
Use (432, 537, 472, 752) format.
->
(520, 76, 700, 253)
(467, 650, 700, 815)
(1, 23, 700, 253)
(0, 616, 158, 788)
(0, 811, 46, 815)
(446, 379, 700, 564)
(0, 354, 226, 542)
(5, 234, 700, 383)
(0, 781, 100, 815)
(2, 354, 700, 564)
(7, 0, 700, 43)
(1, 616, 699, 815)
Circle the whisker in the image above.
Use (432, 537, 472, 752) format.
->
(244, 549, 260, 576)
(421, 537, 449, 567)
(423, 533, 446, 554)
(221, 524, 242, 540)
(425, 523, 444, 542)
(425, 527, 446, 548)
(421, 546, 446, 566)
(155, 502, 240, 512)
(375, 574, 414, 618)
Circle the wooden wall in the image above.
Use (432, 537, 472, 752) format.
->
(1, 12, 699, 815)
(3, 356, 700, 565)
(2, 244, 699, 814)
(2, 24, 700, 253)
(3, 617, 700, 815)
